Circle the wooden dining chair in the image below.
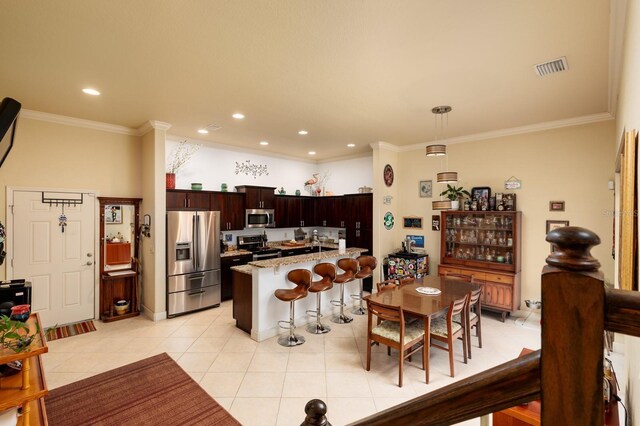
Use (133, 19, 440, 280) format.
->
(466, 287, 482, 359)
(454, 288, 483, 359)
(365, 298, 425, 387)
(430, 295, 468, 377)
(375, 277, 415, 293)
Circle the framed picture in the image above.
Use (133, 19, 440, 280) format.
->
(403, 216, 423, 229)
(546, 220, 570, 252)
(105, 205, 122, 224)
(549, 201, 565, 211)
(419, 180, 432, 198)
(383, 164, 394, 187)
(407, 235, 425, 248)
(432, 215, 440, 231)
(471, 187, 491, 204)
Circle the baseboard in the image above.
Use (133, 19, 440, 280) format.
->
(141, 304, 167, 322)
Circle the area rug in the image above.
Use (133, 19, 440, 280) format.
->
(45, 320, 96, 341)
(45, 353, 240, 426)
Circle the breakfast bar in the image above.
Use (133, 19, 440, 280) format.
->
(231, 247, 367, 341)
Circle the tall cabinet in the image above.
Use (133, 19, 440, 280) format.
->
(438, 211, 522, 321)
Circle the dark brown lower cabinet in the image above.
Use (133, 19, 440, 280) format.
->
(232, 270, 252, 334)
(221, 254, 252, 301)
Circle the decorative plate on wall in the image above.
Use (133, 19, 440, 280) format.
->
(384, 211, 394, 230)
(383, 164, 394, 187)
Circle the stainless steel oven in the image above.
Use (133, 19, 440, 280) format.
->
(252, 249, 281, 261)
(245, 209, 275, 228)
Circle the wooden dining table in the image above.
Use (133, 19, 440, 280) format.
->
(365, 275, 480, 384)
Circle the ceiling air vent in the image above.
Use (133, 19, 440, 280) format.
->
(534, 56, 568, 77)
(206, 124, 222, 131)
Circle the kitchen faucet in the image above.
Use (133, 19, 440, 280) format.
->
(312, 229, 322, 253)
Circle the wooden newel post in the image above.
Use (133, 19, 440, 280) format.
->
(301, 399, 331, 426)
(542, 226, 604, 425)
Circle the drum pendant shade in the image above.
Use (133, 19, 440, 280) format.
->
(426, 144, 446, 156)
(437, 171, 458, 183)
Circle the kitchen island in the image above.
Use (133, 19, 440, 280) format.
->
(231, 247, 368, 341)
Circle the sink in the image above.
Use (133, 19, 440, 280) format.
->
(392, 252, 423, 259)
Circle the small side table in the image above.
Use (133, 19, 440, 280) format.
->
(100, 270, 140, 322)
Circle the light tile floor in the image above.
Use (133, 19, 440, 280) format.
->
(43, 302, 549, 425)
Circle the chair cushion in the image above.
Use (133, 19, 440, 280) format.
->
(430, 318, 462, 337)
(452, 312, 477, 324)
(372, 320, 425, 344)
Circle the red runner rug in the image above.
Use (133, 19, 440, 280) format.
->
(46, 352, 240, 425)
(45, 320, 96, 341)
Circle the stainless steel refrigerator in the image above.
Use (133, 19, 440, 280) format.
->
(166, 211, 221, 317)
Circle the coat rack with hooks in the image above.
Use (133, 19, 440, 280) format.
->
(41, 192, 84, 206)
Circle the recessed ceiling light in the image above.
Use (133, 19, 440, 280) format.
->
(232, 113, 245, 119)
(298, 130, 308, 135)
(82, 88, 100, 96)
(347, 143, 356, 148)
(260, 141, 269, 146)
(308, 151, 316, 155)
(197, 129, 209, 134)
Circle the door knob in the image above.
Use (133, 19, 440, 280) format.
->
(87, 253, 93, 257)
(86, 261, 93, 266)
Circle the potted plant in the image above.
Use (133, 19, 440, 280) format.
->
(440, 184, 471, 210)
(0, 315, 40, 353)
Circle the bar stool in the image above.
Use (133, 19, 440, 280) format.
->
(331, 258, 359, 324)
(306, 263, 336, 334)
(351, 255, 377, 315)
(274, 269, 312, 347)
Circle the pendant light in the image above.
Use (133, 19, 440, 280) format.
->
(429, 105, 459, 210)
(432, 200, 452, 210)
(425, 144, 446, 156)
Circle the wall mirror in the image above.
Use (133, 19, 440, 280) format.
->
(98, 197, 142, 274)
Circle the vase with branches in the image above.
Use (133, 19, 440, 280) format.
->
(166, 140, 201, 189)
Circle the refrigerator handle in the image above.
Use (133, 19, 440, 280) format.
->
(192, 214, 198, 270)
(195, 214, 201, 270)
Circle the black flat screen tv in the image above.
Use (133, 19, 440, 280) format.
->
(0, 97, 22, 168)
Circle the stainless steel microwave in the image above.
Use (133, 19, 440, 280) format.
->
(245, 209, 275, 228)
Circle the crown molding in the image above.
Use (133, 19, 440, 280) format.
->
(317, 151, 373, 164)
(369, 141, 400, 152)
(138, 120, 172, 135)
(400, 112, 615, 152)
(21, 109, 139, 135)
(166, 134, 319, 164)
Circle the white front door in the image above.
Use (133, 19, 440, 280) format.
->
(11, 190, 95, 327)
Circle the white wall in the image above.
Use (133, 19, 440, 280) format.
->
(166, 138, 372, 196)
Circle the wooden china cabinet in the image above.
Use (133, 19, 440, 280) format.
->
(438, 211, 522, 321)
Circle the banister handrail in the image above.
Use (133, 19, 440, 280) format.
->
(349, 351, 540, 426)
(605, 288, 640, 336)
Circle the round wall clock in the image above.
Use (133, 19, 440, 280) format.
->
(384, 211, 394, 230)
(383, 164, 394, 187)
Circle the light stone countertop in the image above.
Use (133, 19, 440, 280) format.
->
(248, 247, 367, 268)
(221, 249, 252, 258)
(230, 264, 253, 275)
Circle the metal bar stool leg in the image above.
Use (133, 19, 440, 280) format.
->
(332, 283, 353, 324)
(351, 279, 366, 315)
(307, 292, 331, 334)
(278, 301, 306, 347)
